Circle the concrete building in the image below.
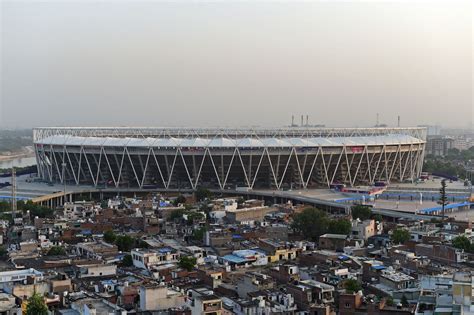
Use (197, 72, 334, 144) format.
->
(74, 241, 118, 260)
(139, 285, 186, 312)
(131, 248, 180, 270)
(319, 234, 348, 251)
(426, 136, 454, 156)
(351, 219, 378, 241)
(187, 288, 223, 315)
(225, 206, 275, 224)
(34, 127, 426, 189)
(71, 298, 127, 315)
(76, 264, 117, 278)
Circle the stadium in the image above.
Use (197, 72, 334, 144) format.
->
(33, 127, 426, 190)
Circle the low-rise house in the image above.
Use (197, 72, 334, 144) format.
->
(131, 247, 180, 270)
(286, 279, 335, 310)
(220, 249, 267, 270)
(74, 241, 118, 261)
(351, 219, 379, 241)
(71, 297, 127, 315)
(76, 263, 117, 278)
(258, 238, 299, 263)
(139, 284, 186, 312)
(319, 234, 348, 251)
(187, 287, 223, 315)
(236, 272, 274, 298)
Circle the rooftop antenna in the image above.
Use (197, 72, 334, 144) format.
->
(291, 115, 295, 127)
(11, 167, 16, 223)
(300, 115, 304, 127)
(306, 115, 309, 127)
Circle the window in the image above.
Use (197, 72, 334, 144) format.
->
(345, 303, 351, 308)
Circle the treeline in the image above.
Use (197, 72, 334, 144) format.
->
(103, 230, 150, 252)
(0, 129, 33, 152)
(423, 147, 474, 178)
(0, 200, 54, 222)
(291, 207, 351, 241)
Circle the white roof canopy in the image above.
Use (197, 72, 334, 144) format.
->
(37, 134, 424, 148)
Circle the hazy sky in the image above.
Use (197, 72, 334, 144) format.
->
(1, 0, 472, 129)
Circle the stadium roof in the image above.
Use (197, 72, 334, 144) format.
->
(36, 134, 423, 148)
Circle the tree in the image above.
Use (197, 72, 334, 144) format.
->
(178, 256, 197, 271)
(0, 246, 8, 259)
(186, 212, 205, 225)
(169, 208, 186, 221)
(192, 227, 207, 242)
(291, 207, 330, 241)
(438, 179, 449, 217)
(327, 219, 351, 235)
(344, 279, 362, 294)
(25, 292, 48, 315)
(115, 235, 135, 252)
(452, 235, 472, 252)
(174, 195, 187, 206)
(352, 205, 372, 220)
(291, 207, 351, 240)
(103, 230, 116, 244)
(401, 295, 409, 307)
(386, 296, 395, 306)
(121, 254, 133, 267)
(195, 187, 212, 201)
(47, 246, 66, 256)
(391, 228, 410, 244)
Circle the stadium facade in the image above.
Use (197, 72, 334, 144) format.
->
(33, 127, 426, 190)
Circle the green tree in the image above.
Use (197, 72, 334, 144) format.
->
(291, 207, 330, 241)
(103, 230, 116, 244)
(327, 219, 351, 235)
(115, 235, 135, 252)
(0, 246, 7, 259)
(452, 235, 472, 252)
(121, 254, 133, 267)
(344, 279, 362, 294)
(438, 179, 449, 217)
(386, 296, 395, 306)
(169, 208, 186, 221)
(351, 205, 372, 220)
(47, 246, 66, 256)
(401, 295, 409, 307)
(195, 187, 212, 201)
(192, 227, 207, 242)
(178, 256, 197, 271)
(25, 292, 48, 315)
(186, 212, 205, 225)
(391, 228, 410, 244)
(174, 195, 187, 206)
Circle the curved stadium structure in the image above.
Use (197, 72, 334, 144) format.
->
(33, 127, 426, 190)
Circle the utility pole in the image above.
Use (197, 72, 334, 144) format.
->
(11, 167, 16, 223)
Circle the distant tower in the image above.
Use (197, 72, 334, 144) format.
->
(376, 113, 380, 127)
(301, 115, 304, 127)
(306, 115, 309, 127)
(398, 116, 400, 127)
(11, 168, 16, 222)
(291, 115, 295, 127)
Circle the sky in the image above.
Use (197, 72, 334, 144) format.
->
(1, 0, 473, 129)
